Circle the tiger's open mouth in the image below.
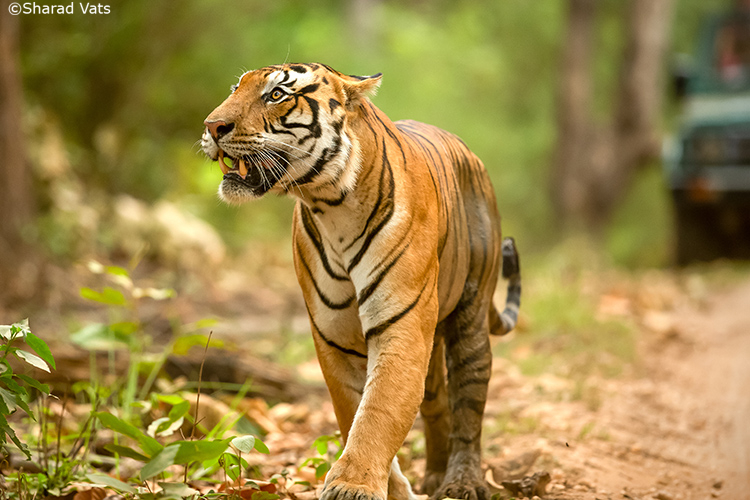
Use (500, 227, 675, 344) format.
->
(215, 149, 284, 194)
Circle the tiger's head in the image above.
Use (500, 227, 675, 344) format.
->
(202, 63, 381, 204)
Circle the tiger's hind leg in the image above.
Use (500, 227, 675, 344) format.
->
(432, 302, 493, 500)
(419, 334, 450, 495)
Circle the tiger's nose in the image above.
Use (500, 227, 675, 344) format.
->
(204, 120, 235, 141)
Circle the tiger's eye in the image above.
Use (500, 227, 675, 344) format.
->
(271, 89, 284, 101)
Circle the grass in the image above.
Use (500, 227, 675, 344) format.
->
(494, 237, 637, 382)
(490, 411, 542, 438)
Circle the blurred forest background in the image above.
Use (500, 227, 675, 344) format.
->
(3, 3, 750, 496)
(0, 0, 735, 314)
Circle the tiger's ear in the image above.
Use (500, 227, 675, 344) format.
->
(340, 73, 382, 108)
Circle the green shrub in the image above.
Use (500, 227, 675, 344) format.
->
(0, 319, 55, 459)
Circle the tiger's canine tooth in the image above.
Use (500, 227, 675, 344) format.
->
(239, 158, 248, 178)
(217, 150, 230, 175)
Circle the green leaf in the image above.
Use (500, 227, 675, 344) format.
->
(80, 287, 126, 306)
(0, 388, 17, 413)
(71, 323, 129, 350)
(140, 445, 179, 480)
(86, 473, 137, 494)
(95, 411, 141, 439)
(15, 350, 50, 372)
(315, 461, 331, 479)
(172, 438, 232, 464)
(313, 435, 332, 456)
(2, 376, 27, 398)
(101, 287, 127, 305)
(24, 332, 55, 370)
(221, 452, 242, 481)
(104, 444, 150, 462)
(199, 454, 222, 475)
(300, 457, 325, 468)
(140, 439, 232, 480)
(231, 435, 255, 453)
(315, 441, 326, 456)
(167, 400, 190, 421)
(254, 437, 270, 454)
(95, 412, 163, 457)
(80, 287, 102, 302)
(109, 321, 139, 337)
(16, 374, 50, 395)
(2, 379, 31, 417)
(155, 394, 186, 405)
(0, 412, 31, 459)
(105, 265, 130, 277)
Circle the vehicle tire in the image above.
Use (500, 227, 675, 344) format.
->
(674, 201, 724, 265)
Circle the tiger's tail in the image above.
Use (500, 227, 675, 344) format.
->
(489, 237, 521, 336)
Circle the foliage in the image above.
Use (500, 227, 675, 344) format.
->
(73, 258, 219, 362)
(72, 260, 181, 414)
(95, 407, 264, 478)
(0, 310, 272, 498)
(89, 398, 271, 497)
(67, 260, 272, 494)
(301, 432, 343, 480)
(0, 320, 54, 459)
(16, 0, 730, 268)
(0, 262, 271, 497)
(0, 324, 91, 500)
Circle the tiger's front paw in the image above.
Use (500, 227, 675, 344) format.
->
(320, 482, 385, 500)
(432, 469, 489, 500)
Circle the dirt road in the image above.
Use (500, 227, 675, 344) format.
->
(188, 272, 750, 500)
(484, 277, 750, 500)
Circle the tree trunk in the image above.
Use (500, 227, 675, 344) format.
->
(551, 0, 675, 230)
(551, 0, 597, 229)
(0, 0, 37, 303)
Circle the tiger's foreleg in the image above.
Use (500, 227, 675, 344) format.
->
(321, 286, 438, 500)
(312, 336, 422, 500)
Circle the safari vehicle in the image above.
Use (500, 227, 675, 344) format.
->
(665, 7, 750, 264)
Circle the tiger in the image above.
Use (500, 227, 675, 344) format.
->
(201, 63, 521, 500)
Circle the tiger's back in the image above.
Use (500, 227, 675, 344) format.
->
(395, 119, 502, 323)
